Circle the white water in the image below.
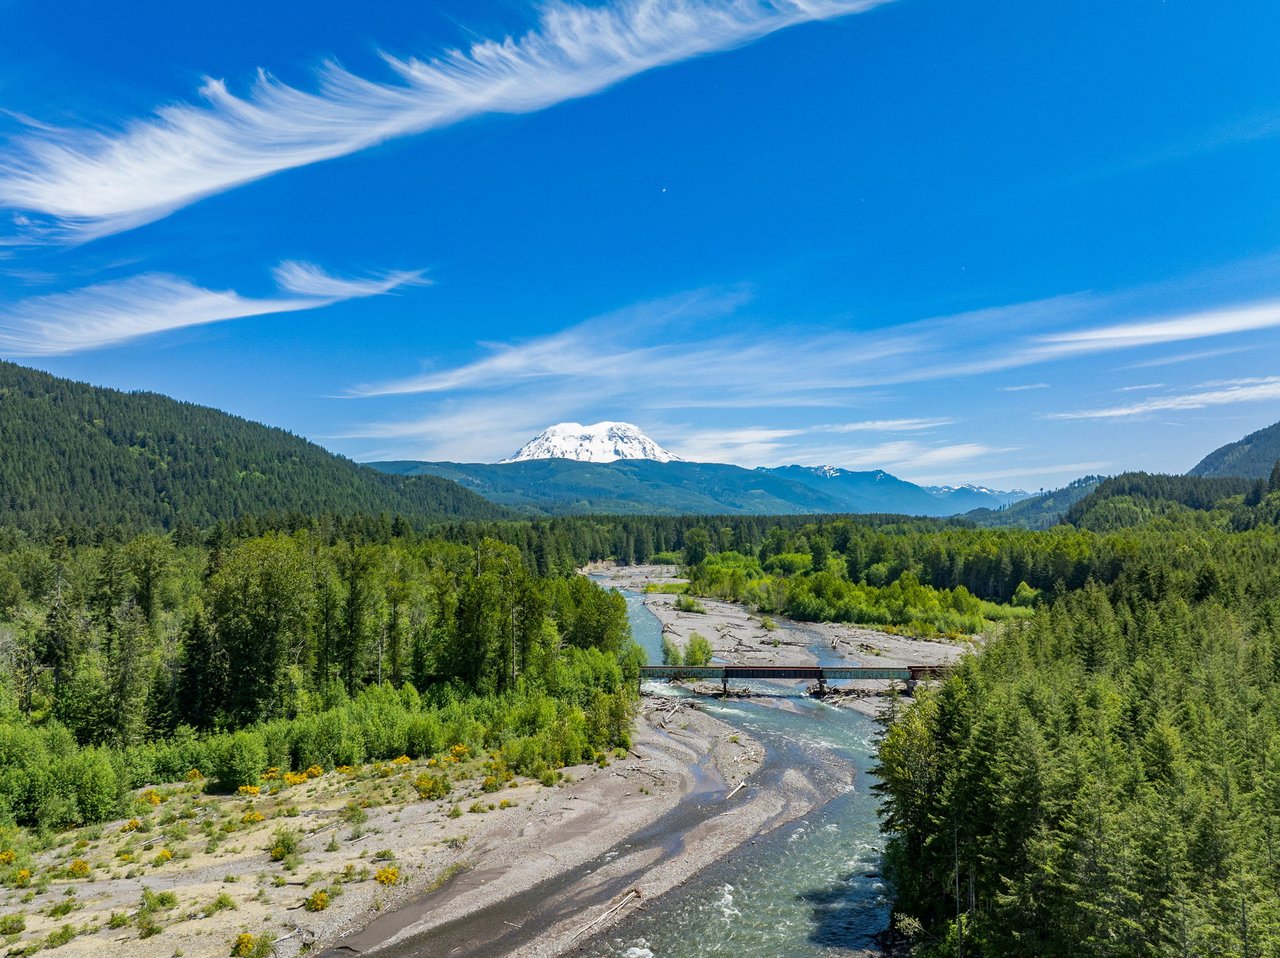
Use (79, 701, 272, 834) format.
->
(587, 587, 893, 957)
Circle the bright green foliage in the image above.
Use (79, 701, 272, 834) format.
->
(684, 633, 713, 667)
(0, 527, 638, 825)
(688, 551, 1024, 637)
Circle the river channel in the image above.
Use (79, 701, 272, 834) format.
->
(581, 587, 893, 958)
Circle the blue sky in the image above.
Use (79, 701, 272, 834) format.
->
(2, 0, 1279, 489)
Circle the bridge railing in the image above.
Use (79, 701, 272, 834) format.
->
(637, 664, 949, 688)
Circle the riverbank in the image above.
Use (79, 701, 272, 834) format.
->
(0, 700, 770, 958)
(587, 563, 966, 718)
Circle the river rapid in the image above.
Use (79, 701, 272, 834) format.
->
(583, 588, 893, 958)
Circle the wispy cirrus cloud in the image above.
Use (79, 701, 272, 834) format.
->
(1048, 377, 1280, 420)
(340, 271, 1280, 467)
(272, 260, 426, 298)
(0, 0, 888, 241)
(0, 262, 420, 355)
(822, 417, 955, 432)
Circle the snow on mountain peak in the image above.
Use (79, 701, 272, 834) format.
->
(500, 421, 678, 464)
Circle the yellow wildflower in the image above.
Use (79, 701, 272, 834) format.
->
(67, 859, 91, 878)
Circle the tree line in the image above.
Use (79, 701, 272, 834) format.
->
(875, 483, 1280, 956)
(0, 529, 637, 829)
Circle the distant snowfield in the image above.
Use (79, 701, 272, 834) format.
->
(501, 421, 679, 463)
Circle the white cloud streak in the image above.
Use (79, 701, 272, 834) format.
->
(1047, 377, 1280, 420)
(0, 0, 888, 240)
(1037, 300, 1280, 353)
(821, 417, 955, 432)
(0, 262, 419, 355)
(272, 260, 426, 298)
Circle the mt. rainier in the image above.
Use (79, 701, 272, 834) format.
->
(501, 422, 678, 463)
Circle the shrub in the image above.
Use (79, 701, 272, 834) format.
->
(303, 889, 329, 912)
(406, 714, 444, 757)
(414, 774, 451, 801)
(374, 866, 399, 886)
(268, 827, 301, 862)
(45, 924, 77, 948)
(70, 749, 122, 823)
(0, 913, 25, 934)
(202, 892, 237, 917)
(214, 733, 268, 792)
(231, 933, 273, 958)
(684, 633, 713, 667)
(661, 636, 683, 667)
(66, 859, 90, 878)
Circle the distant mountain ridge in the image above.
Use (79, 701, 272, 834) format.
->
(370, 458, 1028, 517)
(1189, 419, 1280, 479)
(962, 476, 1104, 529)
(501, 421, 678, 463)
(0, 361, 507, 533)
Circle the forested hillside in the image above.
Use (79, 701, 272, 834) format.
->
(1189, 418, 1280, 478)
(374, 458, 857, 515)
(963, 476, 1102, 529)
(1064, 471, 1269, 530)
(371, 459, 1020, 517)
(0, 362, 505, 535)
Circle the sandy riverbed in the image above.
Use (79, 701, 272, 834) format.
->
(0, 701, 770, 958)
(588, 563, 966, 717)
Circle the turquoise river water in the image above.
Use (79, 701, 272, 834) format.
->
(582, 588, 893, 958)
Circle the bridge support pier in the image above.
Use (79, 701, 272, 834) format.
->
(817, 674, 827, 696)
(905, 679, 918, 697)
(722, 675, 728, 696)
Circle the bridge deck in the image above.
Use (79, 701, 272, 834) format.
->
(639, 664, 947, 682)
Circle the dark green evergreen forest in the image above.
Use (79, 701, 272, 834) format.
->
(0, 362, 506, 535)
(871, 469, 1280, 956)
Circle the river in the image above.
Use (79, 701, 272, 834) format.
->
(582, 587, 892, 958)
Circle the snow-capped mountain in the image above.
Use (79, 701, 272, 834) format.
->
(500, 422, 678, 464)
(924, 483, 1030, 507)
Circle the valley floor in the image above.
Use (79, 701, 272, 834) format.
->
(1, 568, 964, 958)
